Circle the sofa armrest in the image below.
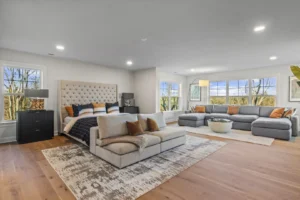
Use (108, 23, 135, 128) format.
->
(90, 127, 99, 154)
(291, 115, 299, 137)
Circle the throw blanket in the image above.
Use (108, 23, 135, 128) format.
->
(68, 117, 98, 145)
(100, 135, 148, 152)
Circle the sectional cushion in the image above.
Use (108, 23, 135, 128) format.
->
(97, 113, 137, 139)
(148, 126, 186, 142)
(252, 117, 292, 130)
(138, 112, 166, 131)
(205, 113, 231, 120)
(230, 114, 258, 123)
(239, 106, 260, 115)
(102, 134, 161, 155)
(212, 105, 228, 113)
(204, 105, 214, 113)
(179, 113, 206, 121)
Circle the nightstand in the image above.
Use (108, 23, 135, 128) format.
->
(119, 106, 140, 114)
(16, 110, 54, 143)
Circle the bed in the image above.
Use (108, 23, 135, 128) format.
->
(58, 80, 118, 146)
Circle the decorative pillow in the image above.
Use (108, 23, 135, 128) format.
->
(269, 108, 285, 118)
(72, 103, 93, 117)
(138, 112, 166, 131)
(195, 106, 205, 113)
(147, 118, 159, 132)
(227, 106, 239, 115)
(126, 121, 144, 136)
(93, 103, 106, 114)
(106, 102, 120, 114)
(283, 108, 296, 119)
(65, 106, 74, 117)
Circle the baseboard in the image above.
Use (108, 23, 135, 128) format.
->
(0, 136, 16, 144)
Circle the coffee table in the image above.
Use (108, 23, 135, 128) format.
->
(207, 118, 233, 133)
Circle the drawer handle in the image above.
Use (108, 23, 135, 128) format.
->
(35, 129, 40, 132)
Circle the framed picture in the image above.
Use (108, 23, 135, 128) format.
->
(289, 76, 300, 101)
(189, 83, 201, 101)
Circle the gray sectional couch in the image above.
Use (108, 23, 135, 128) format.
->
(178, 105, 299, 140)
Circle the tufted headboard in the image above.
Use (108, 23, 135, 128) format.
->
(58, 80, 118, 132)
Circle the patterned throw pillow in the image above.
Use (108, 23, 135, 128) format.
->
(72, 103, 93, 117)
(106, 102, 120, 114)
(283, 108, 296, 119)
(65, 106, 74, 117)
(93, 103, 106, 114)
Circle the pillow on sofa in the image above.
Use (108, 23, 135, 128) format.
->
(126, 121, 144, 136)
(147, 118, 160, 132)
(227, 106, 239, 115)
(97, 113, 137, 139)
(283, 108, 296, 119)
(269, 108, 285, 118)
(138, 112, 166, 131)
(195, 106, 205, 113)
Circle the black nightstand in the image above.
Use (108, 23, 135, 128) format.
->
(16, 110, 54, 144)
(119, 106, 140, 114)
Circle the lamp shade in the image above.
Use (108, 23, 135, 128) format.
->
(199, 80, 209, 87)
(24, 89, 49, 98)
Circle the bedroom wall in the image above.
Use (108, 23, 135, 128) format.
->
(0, 48, 134, 143)
(187, 64, 300, 117)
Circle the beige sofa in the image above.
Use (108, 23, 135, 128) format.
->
(89, 113, 186, 168)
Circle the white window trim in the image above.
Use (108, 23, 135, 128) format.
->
(0, 60, 47, 123)
(159, 81, 182, 111)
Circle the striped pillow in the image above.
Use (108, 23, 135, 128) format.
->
(106, 102, 120, 114)
(93, 103, 106, 114)
(72, 103, 93, 117)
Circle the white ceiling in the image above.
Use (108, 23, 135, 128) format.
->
(1, 0, 300, 75)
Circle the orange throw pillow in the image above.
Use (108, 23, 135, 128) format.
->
(195, 106, 206, 113)
(227, 106, 239, 115)
(126, 121, 144, 136)
(65, 106, 74, 117)
(147, 118, 160, 132)
(269, 108, 285, 118)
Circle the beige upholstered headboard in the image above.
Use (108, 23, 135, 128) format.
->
(58, 80, 118, 132)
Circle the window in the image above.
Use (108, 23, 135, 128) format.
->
(229, 79, 249, 105)
(160, 82, 180, 111)
(2, 66, 41, 121)
(209, 81, 226, 104)
(251, 77, 276, 106)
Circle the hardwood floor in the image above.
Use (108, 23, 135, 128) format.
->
(1, 133, 300, 200)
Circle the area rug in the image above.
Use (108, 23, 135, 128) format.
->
(184, 126, 274, 146)
(42, 135, 225, 200)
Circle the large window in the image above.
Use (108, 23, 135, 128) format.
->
(229, 79, 249, 105)
(209, 81, 226, 104)
(160, 82, 180, 111)
(2, 66, 41, 121)
(251, 77, 276, 106)
(209, 77, 277, 106)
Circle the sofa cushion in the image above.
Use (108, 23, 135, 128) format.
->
(138, 112, 166, 131)
(239, 106, 260, 115)
(252, 117, 292, 130)
(97, 113, 137, 139)
(148, 126, 186, 142)
(230, 114, 258, 123)
(102, 134, 161, 155)
(212, 105, 228, 113)
(179, 113, 206, 121)
(205, 113, 231, 120)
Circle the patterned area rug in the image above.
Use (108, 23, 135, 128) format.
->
(42, 136, 226, 200)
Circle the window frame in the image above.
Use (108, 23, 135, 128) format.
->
(159, 81, 181, 112)
(209, 80, 227, 105)
(0, 60, 47, 123)
(228, 79, 250, 105)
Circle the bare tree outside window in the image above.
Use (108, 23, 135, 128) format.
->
(3, 66, 41, 120)
(160, 82, 180, 111)
(251, 77, 276, 106)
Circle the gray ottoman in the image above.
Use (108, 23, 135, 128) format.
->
(178, 113, 205, 127)
(251, 117, 292, 140)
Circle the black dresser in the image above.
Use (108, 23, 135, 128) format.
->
(16, 110, 54, 144)
(119, 106, 140, 114)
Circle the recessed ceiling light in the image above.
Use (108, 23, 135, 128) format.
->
(254, 25, 266, 32)
(126, 60, 133, 66)
(191, 69, 195, 72)
(141, 38, 148, 42)
(269, 56, 277, 60)
(56, 45, 65, 51)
